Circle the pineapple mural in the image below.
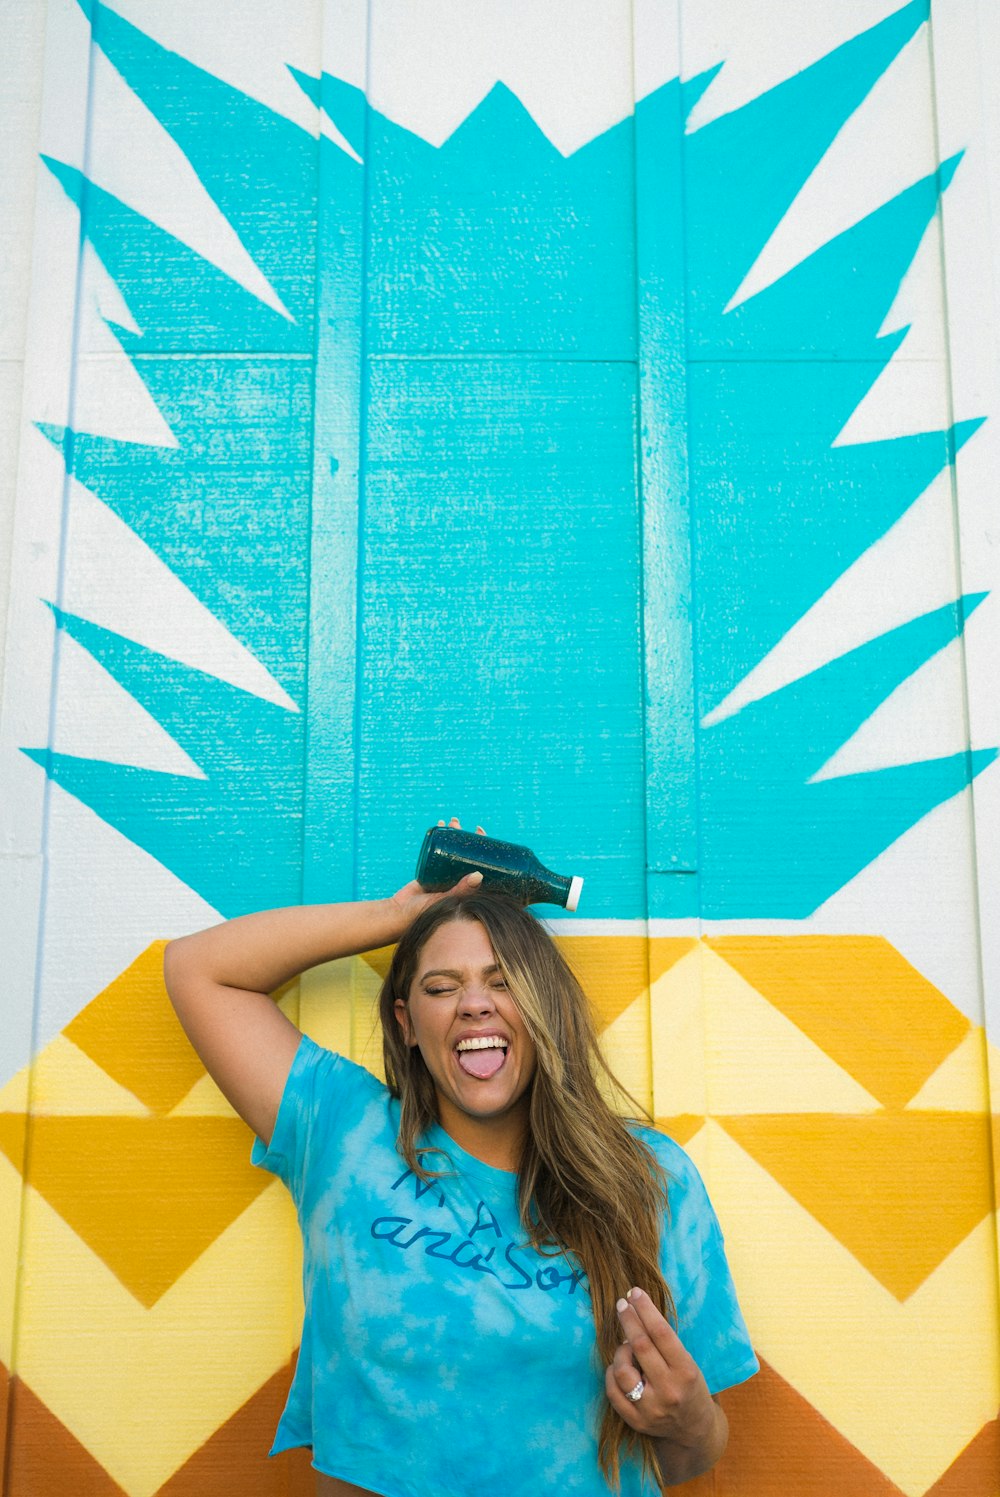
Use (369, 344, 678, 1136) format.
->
(2, 1, 997, 1491)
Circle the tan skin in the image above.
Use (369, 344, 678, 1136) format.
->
(163, 817, 725, 1495)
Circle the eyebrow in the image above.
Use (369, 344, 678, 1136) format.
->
(418, 964, 502, 981)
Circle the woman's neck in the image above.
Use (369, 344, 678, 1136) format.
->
(433, 1095, 527, 1173)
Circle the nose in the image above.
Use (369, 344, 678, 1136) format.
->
(458, 984, 497, 1017)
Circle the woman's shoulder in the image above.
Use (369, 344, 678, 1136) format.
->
(626, 1119, 708, 1197)
(294, 1033, 391, 1102)
(625, 1121, 733, 1256)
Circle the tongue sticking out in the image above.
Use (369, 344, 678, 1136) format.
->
(457, 1046, 507, 1080)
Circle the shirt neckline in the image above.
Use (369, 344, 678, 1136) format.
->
(422, 1119, 521, 1195)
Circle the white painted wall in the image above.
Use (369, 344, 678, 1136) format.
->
(0, 0, 48, 704)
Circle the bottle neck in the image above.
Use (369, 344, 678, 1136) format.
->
(542, 870, 572, 905)
(524, 867, 577, 909)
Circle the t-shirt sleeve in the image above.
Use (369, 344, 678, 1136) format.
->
(655, 1137, 759, 1396)
(250, 1033, 355, 1203)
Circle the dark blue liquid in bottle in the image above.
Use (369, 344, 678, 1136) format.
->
(415, 827, 583, 910)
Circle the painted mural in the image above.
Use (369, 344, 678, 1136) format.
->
(1, 0, 998, 1493)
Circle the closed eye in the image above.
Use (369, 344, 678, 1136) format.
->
(424, 979, 507, 995)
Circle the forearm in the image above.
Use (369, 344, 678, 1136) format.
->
(652, 1401, 728, 1487)
(165, 897, 406, 994)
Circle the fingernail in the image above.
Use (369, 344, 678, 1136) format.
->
(628, 1286, 642, 1300)
(616, 1298, 628, 1314)
(468, 871, 483, 884)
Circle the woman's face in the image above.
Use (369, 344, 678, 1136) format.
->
(395, 918, 537, 1154)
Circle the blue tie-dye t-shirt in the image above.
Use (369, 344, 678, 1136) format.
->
(251, 1033, 757, 1496)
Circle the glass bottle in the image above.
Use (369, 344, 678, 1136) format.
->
(415, 826, 583, 911)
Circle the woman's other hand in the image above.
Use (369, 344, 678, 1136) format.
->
(607, 1286, 728, 1483)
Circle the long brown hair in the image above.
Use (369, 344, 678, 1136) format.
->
(379, 892, 675, 1493)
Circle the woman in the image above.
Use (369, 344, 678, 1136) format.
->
(163, 824, 757, 1495)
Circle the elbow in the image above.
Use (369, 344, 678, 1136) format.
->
(162, 939, 180, 1000)
(162, 937, 209, 1037)
(162, 937, 181, 980)
(162, 936, 196, 1005)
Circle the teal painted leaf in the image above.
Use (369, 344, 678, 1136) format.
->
(26, 0, 992, 919)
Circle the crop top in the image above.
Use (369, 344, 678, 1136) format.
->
(251, 1033, 758, 1496)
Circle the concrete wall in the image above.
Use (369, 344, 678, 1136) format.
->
(2, 1, 998, 1491)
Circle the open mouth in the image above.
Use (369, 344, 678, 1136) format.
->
(454, 1036, 509, 1080)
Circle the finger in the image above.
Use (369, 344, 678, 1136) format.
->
(449, 816, 461, 827)
(604, 1363, 643, 1429)
(612, 1359, 647, 1400)
(624, 1286, 690, 1368)
(475, 825, 486, 836)
(612, 1341, 638, 1375)
(617, 1295, 670, 1384)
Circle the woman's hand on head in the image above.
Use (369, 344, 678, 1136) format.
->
(438, 815, 486, 835)
(388, 817, 487, 927)
(389, 871, 483, 923)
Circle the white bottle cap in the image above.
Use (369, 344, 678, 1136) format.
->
(565, 875, 584, 912)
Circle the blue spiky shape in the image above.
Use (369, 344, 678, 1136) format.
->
(28, 0, 994, 919)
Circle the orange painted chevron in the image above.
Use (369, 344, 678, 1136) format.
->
(923, 1414, 1000, 1496)
(718, 1111, 994, 1299)
(154, 1356, 314, 1496)
(707, 937, 970, 1108)
(1, 1361, 129, 1497)
(5, 1348, 999, 1496)
(0, 1114, 270, 1306)
(0, 1358, 9, 1491)
(64, 943, 207, 1116)
(655, 1115, 706, 1147)
(680, 1358, 907, 1496)
(560, 935, 697, 1032)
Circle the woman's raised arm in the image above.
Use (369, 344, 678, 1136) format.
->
(163, 875, 480, 1146)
